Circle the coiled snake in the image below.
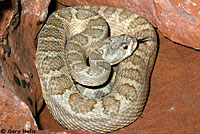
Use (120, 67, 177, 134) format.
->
(36, 6, 157, 133)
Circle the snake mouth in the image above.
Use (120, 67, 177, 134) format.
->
(137, 37, 154, 44)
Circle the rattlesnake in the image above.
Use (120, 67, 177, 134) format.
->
(36, 6, 157, 133)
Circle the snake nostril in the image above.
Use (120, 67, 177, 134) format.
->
(123, 45, 128, 49)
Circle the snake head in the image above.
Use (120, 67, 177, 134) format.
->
(98, 34, 138, 65)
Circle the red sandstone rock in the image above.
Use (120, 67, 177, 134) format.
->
(0, 0, 46, 130)
(0, 68, 38, 130)
(0, 0, 49, 116)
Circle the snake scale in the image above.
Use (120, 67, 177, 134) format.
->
(36, 6, 157, 133)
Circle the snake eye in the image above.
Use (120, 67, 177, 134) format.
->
(120, 34, 126, 37)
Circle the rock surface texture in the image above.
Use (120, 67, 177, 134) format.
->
(0, 0, 199, 134)
(0, 72, 38, 131)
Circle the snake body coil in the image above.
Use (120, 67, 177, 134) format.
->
(36, 6, 157, 133)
